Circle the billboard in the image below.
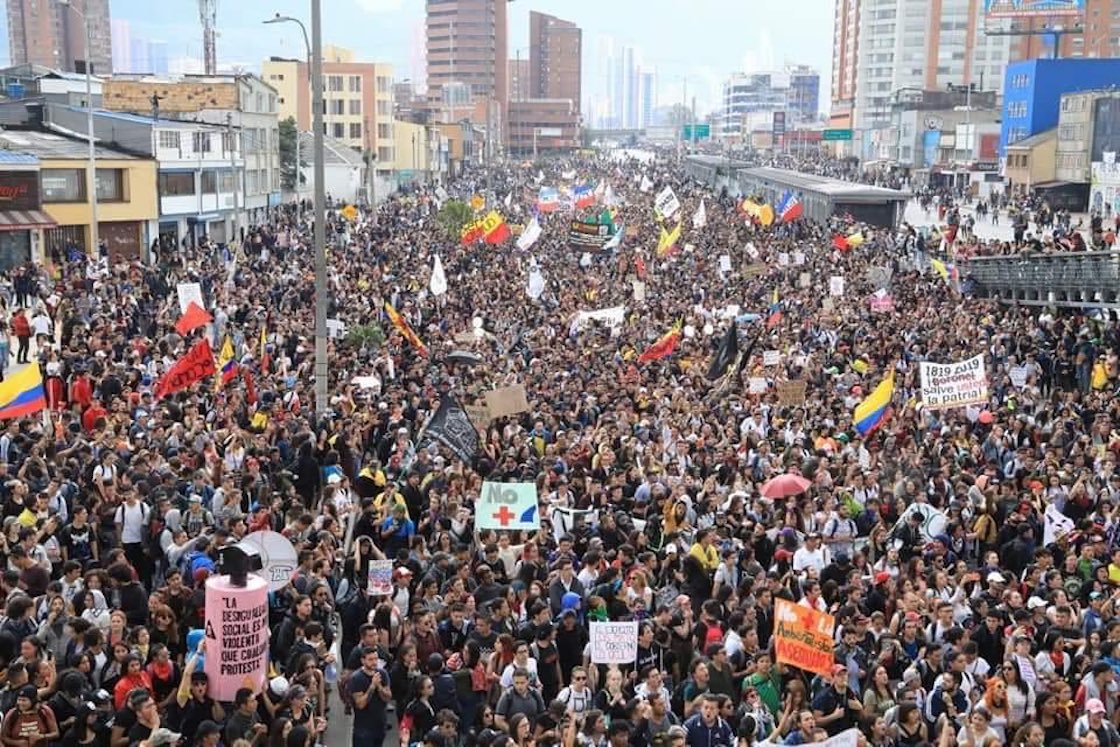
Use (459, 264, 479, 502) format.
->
(1090, 161, 1120, 218)
(984, 0, 1084, 18)
(1092, 98, 1120, 163)
(772, 111, 786, 142)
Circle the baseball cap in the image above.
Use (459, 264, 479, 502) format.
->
(1027, 597, 1047, 610)
(986, 572, 1006, 584)
(147, 729, 183, 747)
(831, 664, 848, 675)
(874, 571, 891, 585)
(1087, 698, 1107, 714)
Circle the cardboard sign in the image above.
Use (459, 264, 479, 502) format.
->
(745, 242, 759, 259)
(177, 282, 204, 314)
(792, 251, 806, 266)
(748, 377, 767, 394)
(368, 560, 393, 596)
(718, 254, 732, 273)
(774, 598, 836, 678)
(485, 384, 530, 419)
(326, 319, 346, 339)
(1009, 364, 1030, 388)
(477, 481, 540, 531)
(868, 293, 895, 313)
(829, 276, 845, 297)
(919, 354, 989, 410)
(590, 621, 639, 664)
(778, 252, 790, 267)
(799, 272, 811, 289)
(203, 576, 269, 702)
(763, 350, 781, 366)
(743, 263, 767, 278)
(632, 281, 646, 302)
(654, 186, 681, 219)
(463, 404, 493, 432)
(778, 380, 807, 406)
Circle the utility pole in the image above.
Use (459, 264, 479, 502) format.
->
(226, 112, 239, 245)
(311, 0, 328, 417)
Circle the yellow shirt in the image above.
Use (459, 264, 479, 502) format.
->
(689, 542, 720, 572)
(1108, 563, 1120, 586)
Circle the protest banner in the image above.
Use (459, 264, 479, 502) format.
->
(868, 292, 895, 313)
(203, 575, 269, 702)
(799, 272, 811, 289)
(155, 339, 216, 399)
(829, 276, 845, 297)
(919, 354, 988, 410)
(478, 482, 540, 531)
(590, 621, 639, 664)
(1009, 364, 1030, 388)
(463, 403, 493, 432)
(1044, 503, 1076, 546)
(743, 263, 767, 278)
(763, 350, 780, 367)
(778, 381, 807, 406)
(748, 377, 767, 394)
(568, 220, 613, 248)
(485, 384, 530, 418)
(778, 252, 790, 266)
(551, 506, 599, 543)
(654, 186, 681, 219)
(421, 396, 479, 465)
(368, 559, 393, 596)
(792, 251, 806, 266)
(718, 255, 732, 273)
(177, 282, 204, 314)
(774, 599, 836, 678)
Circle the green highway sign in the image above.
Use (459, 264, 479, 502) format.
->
(682, 123, 711, 140)
(823, 129, 853, 142)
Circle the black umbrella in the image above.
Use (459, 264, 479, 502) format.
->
(447, 350, 483, 366)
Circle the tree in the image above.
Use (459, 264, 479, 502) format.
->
(278, 117, 305, 191)
(436, 199, 474, 241)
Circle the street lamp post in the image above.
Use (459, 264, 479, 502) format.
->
(263, 13, 310, 225)
(58, 0, 99, 258)
(264, 6, 327, 416)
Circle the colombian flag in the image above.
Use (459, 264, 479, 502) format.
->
(766, 289, 782, 329)
(384, 302, 428, 356)
(637, 322, 682, 365)
(853, 369, 895, 437)
(0, 365, 46, 420)
(217, 336, 238, 384)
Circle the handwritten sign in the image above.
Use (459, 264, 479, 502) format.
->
(590, 621, 639, 664)
(778, 252, 790, 267)
(654, 186, 681, 219)
(718, 254, 732, 273)
(368, 560, 393, 596)
(176, 282, 204, 314)
(1009, 364, 1030, 388)
(792, 251, 806, 266)
(204, 576, 270, 701)
(743, 263, 767, 278)
(748, 377, 767, 394)
(485, 384, 530, 419)
(477, 482, 539, 531)
(829, 276, 845, 297)
(774, 598, 836, 678)
(463, 403, 493, 432)
(799, 272, 811, 289)
(778, 381, 807, 406)
(763, 350, 781, 367)
(919, 354, 988, 410)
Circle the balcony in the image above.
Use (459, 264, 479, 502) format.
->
(966, 251, 1120, 308)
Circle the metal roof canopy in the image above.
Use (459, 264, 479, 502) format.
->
(737, 167, 911, 204)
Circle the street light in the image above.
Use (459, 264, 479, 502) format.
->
(262, 12, 310, 225)
(264, 5, 327, 416)
(57, 0, 99, 258)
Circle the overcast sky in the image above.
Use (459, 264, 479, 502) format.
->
(109, 0, 836, 116)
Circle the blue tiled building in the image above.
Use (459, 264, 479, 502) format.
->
(1001, 58, 1120, 158)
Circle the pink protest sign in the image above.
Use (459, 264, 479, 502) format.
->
(203, 575, 270, 702)
(869, 295, 895, 312)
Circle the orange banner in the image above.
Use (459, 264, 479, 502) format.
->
(773, 599, 836, 677)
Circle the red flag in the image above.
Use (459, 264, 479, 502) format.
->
(485, 220, 512, 244)
(154, 339, 216, 399)
(384, 302, 428, 356)
(260, 348, 271, 376)
(832, 235, 851, 252)
(637, 324, 682, 365)
(243, 367, 258, 405)
(174, 302, 212, 336)
(635, 255, 647, 279)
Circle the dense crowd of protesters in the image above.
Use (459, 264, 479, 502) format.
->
(0, 146, 1111, 747)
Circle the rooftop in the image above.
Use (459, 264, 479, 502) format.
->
(298, 132, 364, 166)
(738, 165, 910, 201)
(58, 106, 226, 130)
(0, 151, 38, 165)
(1006, 128, 1057, 150)
(0, 130, 145, 160)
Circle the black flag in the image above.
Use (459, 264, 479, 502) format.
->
(420, 395, 479, 465)
(735, 327, 765, 376)
(706, 321, 739, 381)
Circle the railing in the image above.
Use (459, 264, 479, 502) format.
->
(965, 250, 1120, 307)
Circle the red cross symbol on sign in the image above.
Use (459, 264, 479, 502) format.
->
(492, 505, 515, 527)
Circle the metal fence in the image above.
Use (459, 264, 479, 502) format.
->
(966, 251, 1120, 307)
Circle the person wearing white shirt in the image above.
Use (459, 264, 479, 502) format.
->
(792, 533, 830, 573)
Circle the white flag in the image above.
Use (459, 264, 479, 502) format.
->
(527, 261, 545, 300)
(693, 199, 707, 229)
(1044, 504, 1075, 546)
(603, 228, 624, 251)
(593, 180, 606, 198)
(516, 217, 542, 251)
(504, 192, 512, 209)
(639, 175, 653, 193)
(429, 254, 448, 297)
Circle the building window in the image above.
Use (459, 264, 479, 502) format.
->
(349, 75, 361, 92)
(333, 123, 345, 138)
(158, 172, 194, 197)
(41, 169, 85, 202)
(377, 76, 390, 94)
(222, 131, 237, 154)
(377, 101, 390, 116)
(158, 131, 180, 150)
(378, 146, 393, 162)
(378, 123, 392, 139)
(349, 123, 363, 140)
(192, 132, 212, 153)
(349, 99, 362, 115)
(95, 168, 124, 202)
(201, 171, 217, 194)
(329, 99, 345, 115)
(220, 170, 236, 192)
(329, 75, 343, 92)
(268, 94, 276, 112)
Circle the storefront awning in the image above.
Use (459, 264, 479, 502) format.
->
(0, 210, 57, 231)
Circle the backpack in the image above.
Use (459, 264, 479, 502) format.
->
(703, 621, 725, 649)
(670, 678, 693, 717)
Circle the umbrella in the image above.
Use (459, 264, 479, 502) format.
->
(760, 473, 812, 499)
(447, 350, 483, 366)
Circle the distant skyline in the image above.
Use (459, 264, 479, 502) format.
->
(98, 0, 833, 117)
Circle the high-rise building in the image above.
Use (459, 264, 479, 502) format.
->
(262, 52, 395, 162)
(148, 41, 168, 76)
(528, 11, 581, 106)
(788, 66, 820, 123)
(829, 0, 1010, 157)
(130, 38, 150, 74)
(508, 58, 530, 103)
(639, 70, 656, 129)
(425, 0, 508, 125)
(7, 0, 112, 74)
(112, 19, 132, 73)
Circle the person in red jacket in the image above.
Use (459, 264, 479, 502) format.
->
(9, 309, 30, 365)
(68, 368, 92, 411)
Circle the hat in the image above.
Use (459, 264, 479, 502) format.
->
(874, 571, 891, 585)
(1087, 698, 1107, 714)
(394, 567, 413, 580)
(1027, 596, 1048, 610)
(831, 663, 848, 675)
(986, 572, 1006, 584)
(147, 728, 183, 747)
(269, 676, 290, 697)
(17, 685, 36, 702)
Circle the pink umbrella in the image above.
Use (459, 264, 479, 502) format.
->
(760, 473, 812, 499)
